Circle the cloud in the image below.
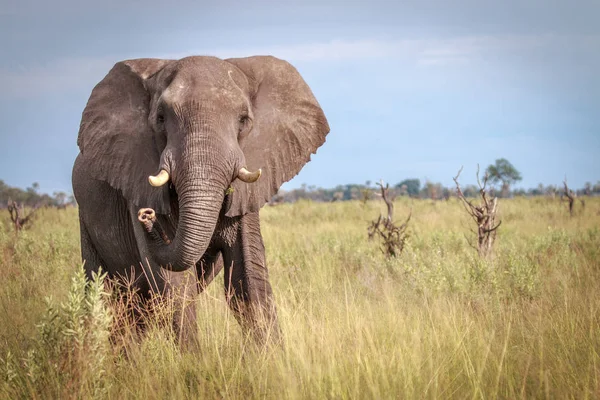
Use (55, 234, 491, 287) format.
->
(0, 0, 151, 17)
(2, 57, 119, 98)
(2, 34, 598, 97)
(195, 34, 599, 66)
(166, 37, 494, 64)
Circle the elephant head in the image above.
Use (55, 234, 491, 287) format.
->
(77, 56, 329, 272)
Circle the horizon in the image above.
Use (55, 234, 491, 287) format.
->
(1, 0, 599, 196)
(1, 171, 595, 199)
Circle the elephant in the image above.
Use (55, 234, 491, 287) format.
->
(72, 55, 330, 344)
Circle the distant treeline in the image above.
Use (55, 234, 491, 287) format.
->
(0, 181, 76, 208)
(2, 178, 599, 208)
(272, 179, 600, 204)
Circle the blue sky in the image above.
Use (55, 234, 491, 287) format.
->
(1, 0, 599, 195)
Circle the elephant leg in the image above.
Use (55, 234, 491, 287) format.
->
(79, 219, 105, 281)
(222, 212, 280, 344)
(130, 205, 198, 347)
(160, 268, 199, 347)
(196, 250, 224, 292)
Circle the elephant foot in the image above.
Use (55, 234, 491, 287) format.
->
(138, 208, 171, 244)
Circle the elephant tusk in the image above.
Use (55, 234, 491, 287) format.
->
(238, 167, 262, 183)
(149, 169, 170, 187)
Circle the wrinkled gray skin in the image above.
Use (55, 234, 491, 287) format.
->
(72, 56, 329, 344)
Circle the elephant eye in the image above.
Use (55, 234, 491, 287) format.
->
(156, 103, 166, 126)
(238, 114, 252, 140)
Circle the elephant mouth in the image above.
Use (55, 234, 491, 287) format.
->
(146, 184, 225, 246)
(137, 176, 225, 271)
(150, 164, 258, 238)
(142, 185, 180, 244)
(138, 164, 260, 270)
(144, 165, 261, 241)
(166, 184, 181, 237)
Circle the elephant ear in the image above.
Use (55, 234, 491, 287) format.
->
(224, 56, 330, 217)
(77, 59, 174, 214)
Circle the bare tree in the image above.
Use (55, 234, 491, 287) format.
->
(368, 180, 411, 257)
(453, 166, 501, 258)
(7, 200, 39, 233)
(562, 178, 576, 217)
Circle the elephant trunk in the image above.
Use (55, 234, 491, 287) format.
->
(150, 134, 231, 272)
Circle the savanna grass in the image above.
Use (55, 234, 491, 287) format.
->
(1, 197, 599, 399)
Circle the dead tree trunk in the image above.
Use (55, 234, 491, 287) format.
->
(377, 180, 394, 223)
(7, 200, 39, 233)
(563, 179, 576, 217)
(368, 180, 411, 257)
(453, 166, 501, 258)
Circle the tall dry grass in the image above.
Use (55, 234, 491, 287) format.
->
(1, 197, 599, 399)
